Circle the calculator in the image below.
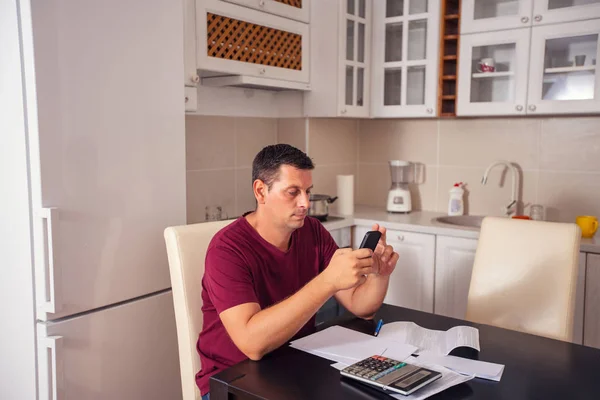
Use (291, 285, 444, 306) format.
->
(340, 355, 442, 396)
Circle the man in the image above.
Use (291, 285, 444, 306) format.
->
(196, 144, 399, 399)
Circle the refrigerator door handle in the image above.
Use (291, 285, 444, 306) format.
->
(35, 207, 61, 314)
(38, 335, 64, 400)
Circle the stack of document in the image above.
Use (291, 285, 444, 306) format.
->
(289, 322, 505, 399)
(290, 325, 417, 365)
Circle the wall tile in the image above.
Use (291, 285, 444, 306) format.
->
(278, 118, 306, 152)
(395, 120, 438, 165)
(312, 164, 357, 214)
(236, 168, 256, 217)
(436, 167, 537, 217)
(358, 119, 401, 163)
(439, 118, 540, 169)
(235, 117, 278, 168)
(540, 117, 600, 172)
(538, 171, 600, 222)
(309, 118, 358, 166)
(357, 163, 390, 208)
(186, 169, 235, 223)
(186, 115, 235, 170)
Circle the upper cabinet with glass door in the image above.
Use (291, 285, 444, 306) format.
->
(533, 0, 600, 26)
(220, 0, 310, 23)
(457, 28, 530, 116)
(461, 0, 534, 34)
(371, 0, 441, 117)
(527, 19, 600, 114)
(304, 0, 371, 117)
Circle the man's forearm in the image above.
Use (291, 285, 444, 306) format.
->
(239, 274, 336, 360)
(347, 274, 390, 318)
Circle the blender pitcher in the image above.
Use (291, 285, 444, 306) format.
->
(387, 161, 421, 213)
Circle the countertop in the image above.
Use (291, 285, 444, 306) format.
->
(322, 205, 600, 254)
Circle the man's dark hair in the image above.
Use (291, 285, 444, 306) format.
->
(252, 144, 314, 189)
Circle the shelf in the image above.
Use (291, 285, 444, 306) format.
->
(441, 95, 456, 100)
(440, 112, 456, 117)
(444, 35, 459, 40)
(544, 66, 596, 74)
(443, 55, 458, 60)
(442, 75, 457, 80)
(444, 14, 459, 20)
(472, 71, 514, 79)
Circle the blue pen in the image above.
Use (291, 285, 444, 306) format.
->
(374, 319, 383, 337)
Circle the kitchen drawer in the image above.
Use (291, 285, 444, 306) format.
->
(220, 0, 309, 23)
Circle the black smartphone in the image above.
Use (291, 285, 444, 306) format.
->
(358, 231, 382, 252)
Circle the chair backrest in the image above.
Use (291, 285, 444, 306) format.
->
(466, 217, 581, 342)
(164, 219, 234, 400)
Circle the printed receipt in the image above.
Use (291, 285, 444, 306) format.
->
(376, 321, 480, 355)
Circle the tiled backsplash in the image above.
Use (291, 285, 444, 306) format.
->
(358, 117, 600, 222)
(186, 115, 600, 223)
(186, 116, 278, 223)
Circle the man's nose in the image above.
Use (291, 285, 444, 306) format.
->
(298, 192, 310, 209)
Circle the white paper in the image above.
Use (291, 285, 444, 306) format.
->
(290, 325, 416, 364)
(390, 356, 474, 400)
(416, 351, 504, 381)
(377, 321, 480, 355)
(330, 362, 347, 371)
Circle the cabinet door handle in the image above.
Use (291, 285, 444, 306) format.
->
(259, 0, 265, 6)
(185, 96, 189, 103)
(528, 104, 537, 112)
(515, 105, 523, 111)
(426, 108, 433, 114)
(521, 16, 529, 23)
(259, 68, 266, 75)
(191, 74, 200, 84)
(397, 235, 404, 241)
(534, 15, 542, 22)
(341, 109, 347, 114)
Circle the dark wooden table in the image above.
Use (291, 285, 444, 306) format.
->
(210, 304, 600, 399)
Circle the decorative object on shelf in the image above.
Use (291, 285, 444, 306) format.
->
(574, 54, 586, 67)
(476, 57, 496, 73)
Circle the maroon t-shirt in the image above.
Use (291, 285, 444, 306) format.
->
(196, 215, 338, 395)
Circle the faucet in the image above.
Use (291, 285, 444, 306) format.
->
(481, 160, 519, 216)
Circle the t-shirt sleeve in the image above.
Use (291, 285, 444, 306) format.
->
(316, 221, 339, 272)
(204, 244, 259, 314)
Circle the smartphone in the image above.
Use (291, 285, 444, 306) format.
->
(358, 231, 382, 252)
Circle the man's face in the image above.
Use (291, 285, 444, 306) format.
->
(263, 165, 313, 230)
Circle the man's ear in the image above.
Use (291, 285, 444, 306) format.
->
(253, 179, 267, 204)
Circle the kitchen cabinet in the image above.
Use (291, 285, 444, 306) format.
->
(433, 236, 478, 319)
(461, 0, 600, 35)
(584, 254, 600, 349)
(329, 226, 352, 248)
(461, 0, 534, 34)
(354, 226, 435, 312)
(220, 0, 310, 23)
(574, 252, 586, 345)
(304, 0, 372, 117)
(196, 0, 310, 84)
(370, 0, 440, 118)
(459, 19, 600, 116)
(527, 19, 600, 115)
(533, 0, 600, 26)
(457, 28, 531, 116)
(185, 0, 200, 87)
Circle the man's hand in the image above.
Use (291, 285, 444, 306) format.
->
(370, 223, 399, 277)
(321, 248, 375, 291)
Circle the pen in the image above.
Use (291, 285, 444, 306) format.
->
(374, 319, 383, 337)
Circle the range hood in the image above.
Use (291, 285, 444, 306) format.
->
(201, 75, 311, 92)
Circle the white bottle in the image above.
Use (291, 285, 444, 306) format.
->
(448, 183, 464, 216)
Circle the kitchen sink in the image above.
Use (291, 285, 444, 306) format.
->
(434, 215, 485, 228)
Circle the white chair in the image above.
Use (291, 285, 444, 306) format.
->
(466, 217, 581, 342)
(164, 220, 233, 400)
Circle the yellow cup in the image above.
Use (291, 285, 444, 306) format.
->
(576, 216, 598, 238)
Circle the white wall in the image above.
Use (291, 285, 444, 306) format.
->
(0, 1, 38, 398)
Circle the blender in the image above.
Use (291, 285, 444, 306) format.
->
(387, 160, 418, 213)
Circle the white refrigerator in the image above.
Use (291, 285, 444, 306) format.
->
(2, 0, 186, 399)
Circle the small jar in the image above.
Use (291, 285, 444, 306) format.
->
(530, 204, 544, 221)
